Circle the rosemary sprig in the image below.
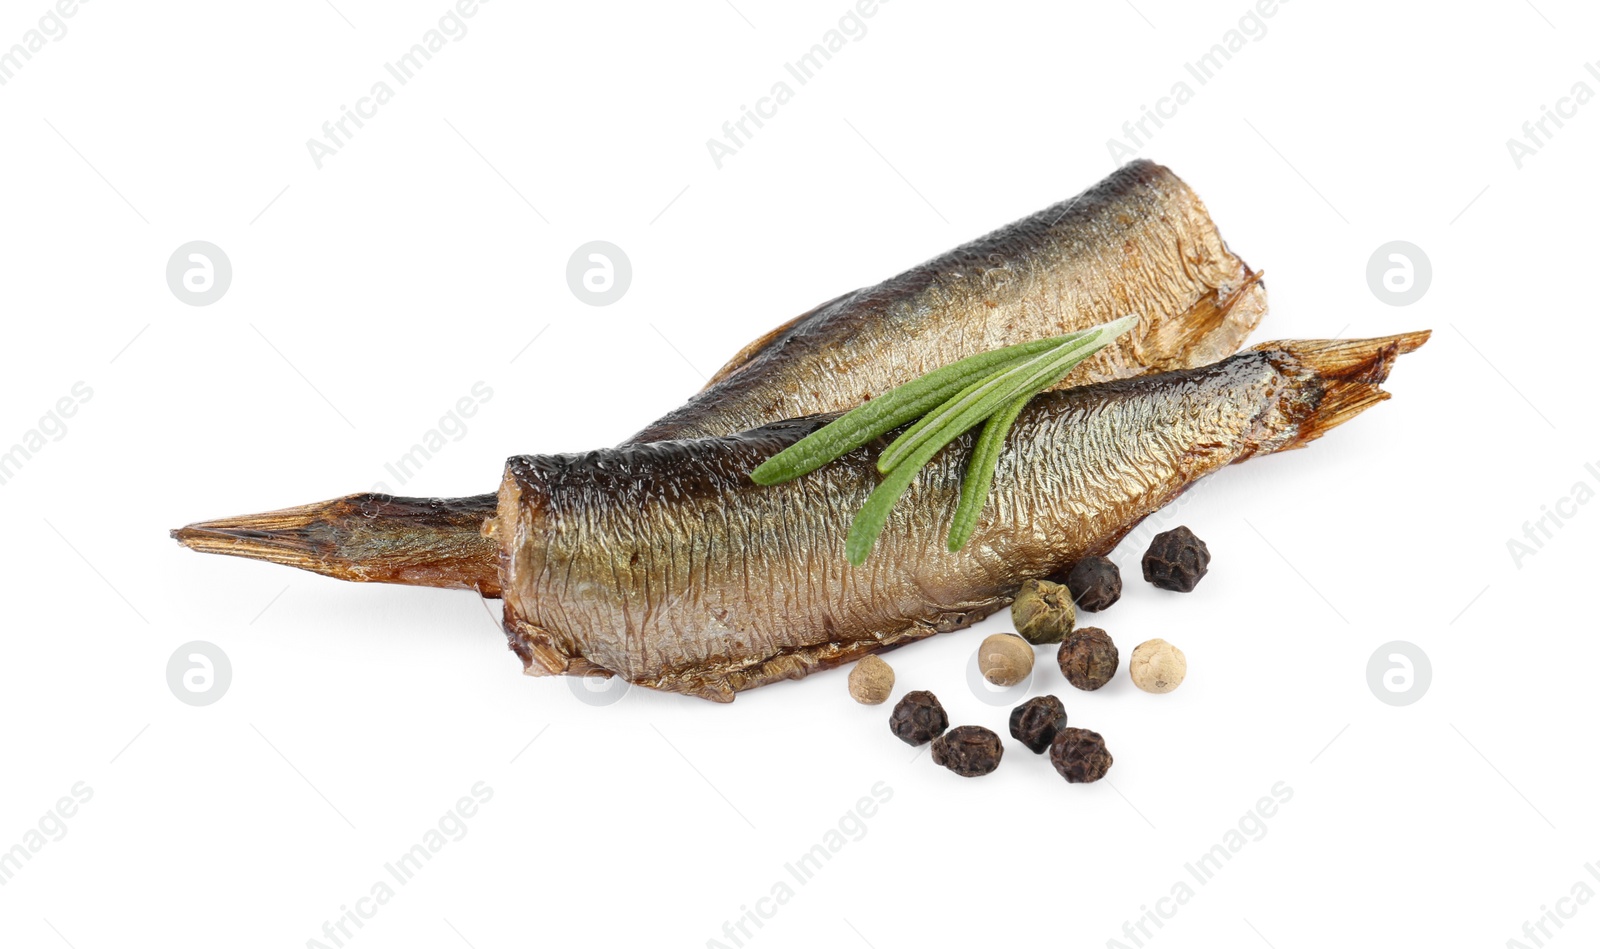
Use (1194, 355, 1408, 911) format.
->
(749, 315, 1138, 565)
(945, 391, 1031, 552)
(874, 325, 1126, 474)
(749, 334, 1072, 486)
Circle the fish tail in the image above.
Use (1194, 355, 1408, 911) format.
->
(171, 493, 502, 595)
(1257, 330, 1432, 451)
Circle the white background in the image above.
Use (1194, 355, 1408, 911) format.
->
(1, 1, 1595, 946)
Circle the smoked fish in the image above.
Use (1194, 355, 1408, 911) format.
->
(171, 160, 1264, 597)
(175, 333, 1427, 700)
(629, 158, 1265, 442)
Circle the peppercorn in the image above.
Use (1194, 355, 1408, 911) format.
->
(889, 690, 949, 746)
(931, 725, 1004, 777)
(978, 632, 1034, 686)
(1129, 638, 1187, 694)
(1065, 556, 1122, 612)
(848, 654, 895, 705)
(1058, 627, 1119, 691)
(1142, 526, 1210, 592)
(1010, 577, 1076, 644)
(1009, 695, 1067, 754)
(1050, 727, 1113, 783)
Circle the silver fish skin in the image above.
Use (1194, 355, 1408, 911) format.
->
(494, 333, 1427, 701)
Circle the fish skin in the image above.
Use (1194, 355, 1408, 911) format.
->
(628, 158, 1265, 444)
(495, 333, 1428, 701)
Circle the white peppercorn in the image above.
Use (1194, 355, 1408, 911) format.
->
(1129, 639, 1186, 694)
(978, 633, 1034, 687)
(848, 654, 895, 704)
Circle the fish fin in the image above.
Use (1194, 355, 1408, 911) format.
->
(1135, 267, 1268, 372)
(171, 493, 501, 594)
(1258, 331, 1431, 451)
(703, 290, 855, 388)
(506, 611, 611, 677)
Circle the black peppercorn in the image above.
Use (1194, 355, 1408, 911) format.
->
(1065, 556, 1122, 612)
(930, 725, 1004, 777)
(1009, 695, 1067, 754)
(1058, 627, 1119, 691)
(1050, 727, 1113, 783)
(889, 690, 949, 746)
(1142, 526, 1210, 592)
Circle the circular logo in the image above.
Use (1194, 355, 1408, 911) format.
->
(1366, 241, 1431, 306)
(166, 641, 232, 706)
(167, 241, 233, 306)
(1366, 640, 1431, 707)
(566, 240, 631, 306)
(568, 672, 630, 706)
(966, 645, 1035, 707)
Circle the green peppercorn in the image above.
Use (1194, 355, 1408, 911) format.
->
(1011, 577, 1076, 644)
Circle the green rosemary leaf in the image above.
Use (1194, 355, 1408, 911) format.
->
(946, 392, 1031, 552)
(844, 434, 950, 566)
(749, 333, 1079, 486)
(876, 316, 1133, 475)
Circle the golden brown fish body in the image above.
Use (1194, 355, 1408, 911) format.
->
(630, 158, 1264, 443)
(174, 161, 1264, 597)
(489, 334, 1425, 701)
